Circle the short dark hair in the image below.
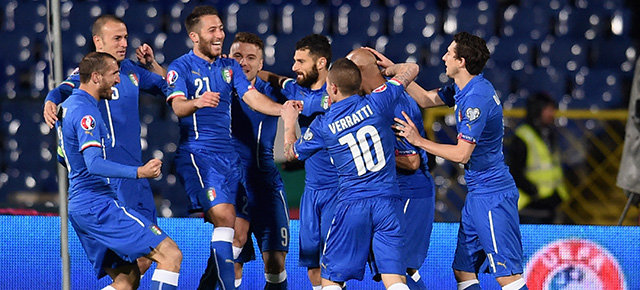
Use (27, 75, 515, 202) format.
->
(328, 58, 361, 96)
(453, 32, 490, 75)
(233, 32, 264, 51)
(79, 52, 117, 83)
(296, 34, 331, 68)
(186, 5, 220, 33)
(92, 15, 125, 37)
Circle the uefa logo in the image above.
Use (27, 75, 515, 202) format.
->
(525, 239, 626, 290)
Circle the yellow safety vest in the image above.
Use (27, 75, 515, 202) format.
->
(514, 124, 569, 209)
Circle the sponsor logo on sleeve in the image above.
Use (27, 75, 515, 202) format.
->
(303, 128, 313, 141)
(465, 107, 481, 121)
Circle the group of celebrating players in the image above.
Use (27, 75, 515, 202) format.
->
(44, 4, 529, 290)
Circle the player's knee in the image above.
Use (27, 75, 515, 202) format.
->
(264, 251, 286, 273)
(453, 269, 477, 282)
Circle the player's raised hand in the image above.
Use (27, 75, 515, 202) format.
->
(138, 158, 162, 179)
(363, 47, 395, 69)
(43, 101, 58, 129)
(393, 111, 421, 145)
(281, 100, 302, 123)
(136, 43, 156, 66)
(195, 91, 221, 109)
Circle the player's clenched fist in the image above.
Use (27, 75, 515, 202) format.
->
(195, 91, 221, 109)
(137, 158, 162, 179)
(43, 101, 58, 129)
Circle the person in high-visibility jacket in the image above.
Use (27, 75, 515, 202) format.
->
(506, 92, 570, 224)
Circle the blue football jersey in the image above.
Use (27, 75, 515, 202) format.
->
(438, 74, 515, 191)
(231, 77, 286, 184)
(281, 79, 338, 189)
(393, 90, 433, 197)
(167, 51, 254, 154)
(56, 90, 138, 212)
(46, 59, 171, 166)
(293, 80, 405, 201)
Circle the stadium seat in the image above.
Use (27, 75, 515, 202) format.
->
(416, 66, 450, 92)
(446, 0, 498, 10)
(488, 37, 534, 73)
(373, 35, 425, 65)
(569, 69, 623, 109)
(331, 2, 386, 39)
(591, 36, 637, 77)
(424, 34, 452, 67)
(115, 1, 164, 35)
(276, 2, 329, 37)
(500, 5, 551, 41)
(483, 66, 512, 103)
(537, 37, 588, 73)
(267, 33, 298, 75)
(156, 32, 193, 66)
(555, 6, 609, 41)
(387, 1, 441, 38)
(59, 1, 105, 36)
(223, 1, 274, 36)
(6, 1, 48, 39)
(165, 0, 204, 35)
(443, 6, 496, 39)
(329, 34, 372, 62)
(514, 67, 567, 106)
(520, 0, 569, 16)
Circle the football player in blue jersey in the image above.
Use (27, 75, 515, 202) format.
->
(348, 48, 435, 290)
(384, 32, 529, 290)
(229, 32, 290, 290)
(282, 58, 419, 290)
(43, 14, 171, 276)
(164, 6, 297, 290)
(258, 34, 340, 290)
(57, 52, 182, 290)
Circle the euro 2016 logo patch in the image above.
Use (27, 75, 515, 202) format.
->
(221, 68, 233, 84)
(80, 115, 96, 131)
(525, 239, 626, 290)
(465, 107, 480, 122)
(207, 187, 217, 201)
(166, 70, 179, 85)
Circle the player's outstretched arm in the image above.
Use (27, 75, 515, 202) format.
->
(383, 62, 419, 88)
(394, 111, 474, 164)
(43, 101, 58, 129)
(169, 91, 220, 117)
(243, 91, 302, 116)
(257, 70, 287, 89)
(137, 158, 162, 179)
(281, 101, 301, 161)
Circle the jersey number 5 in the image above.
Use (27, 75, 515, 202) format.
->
(338, 125, 386, 176)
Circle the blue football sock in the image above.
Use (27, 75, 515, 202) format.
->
(210, 240, 235, 289)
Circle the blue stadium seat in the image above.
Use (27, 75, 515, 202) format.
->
(276, 2, 329, 37)
(156, 32, 193, 66)
(165, 0, 204, 35)
(555, 6, 609, 41)
(387, 1, 441, 38)
(267, 34, 298, 75)
(500, 5, 551, 41)
(424, 34, 452, 67)
(446, 0, 498, 10)
(591, 36, 637, 76)
(520, 0, 569, 16)
(537, 37, 588, 73)
(115, 1, 164, 35)
(59, 1, 105, 36)
(443, 6, 496, 39)
(514, 67, 567, 106)
(569, 69, 623, 109)
(373, 35, 424, 65)
(6, 1, 48, 39)
(488, 37, 534, 73)
(329, 34, 372, 62)
(609, 8, 632, 37)
(416, 66, 450, 92)
(483, 66, 512, 103)
(331, 2, 386, 39)
(223, 1, 274, 36)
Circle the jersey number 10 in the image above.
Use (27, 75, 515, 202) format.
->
(338, 125, 386, 176)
